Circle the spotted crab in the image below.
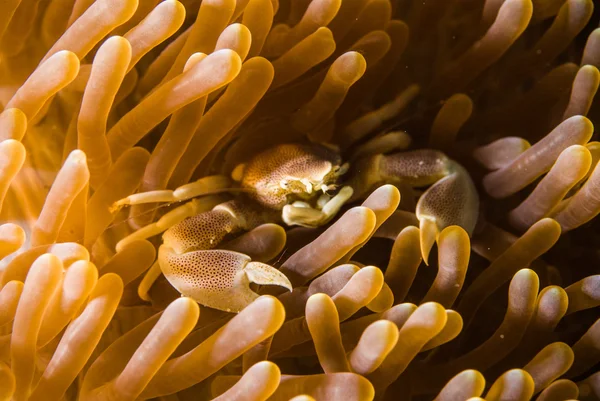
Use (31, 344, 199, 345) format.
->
(112, 142, 479, 312)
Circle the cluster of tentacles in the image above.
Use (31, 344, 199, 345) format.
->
(0, 0, 599, 400)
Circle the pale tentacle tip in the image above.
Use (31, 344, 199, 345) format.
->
(115, 239, 127, 253)
(109, 198, 128, 213)
(231, 163, 246, 181)
(137, 261, 162, 303)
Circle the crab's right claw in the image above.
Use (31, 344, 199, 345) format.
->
(348, 149, 479, 263)
(158, 246, 291, 313)
(416, 161, 479, 264)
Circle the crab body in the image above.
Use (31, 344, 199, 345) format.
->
(114, 142, 479, 312)
(238, 143, 345, 209)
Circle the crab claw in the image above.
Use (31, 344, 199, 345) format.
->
(416, 161, 479, 263)
(347, 149, 479, 264)
(158, 246, 292, 313)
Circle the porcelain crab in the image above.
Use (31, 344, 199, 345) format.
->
(112, 142, 479, 312)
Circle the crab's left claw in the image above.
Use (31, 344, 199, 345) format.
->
(416, 161, 479, 263)
(158, 246, 292, 313)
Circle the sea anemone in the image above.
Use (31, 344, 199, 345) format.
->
(0, 0, 599, 400)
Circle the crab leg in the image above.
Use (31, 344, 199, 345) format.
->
(111, 174, 231, 210)
(138, 261, 162, 301)
(349, 131, 412, 161)
(348, 149, 479, 263)
(342, 84, 420, 148)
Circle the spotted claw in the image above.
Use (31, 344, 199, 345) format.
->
(347, 149, 479, 263)
(416, 161, 479, 263)
(158, 246, 292, 313)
